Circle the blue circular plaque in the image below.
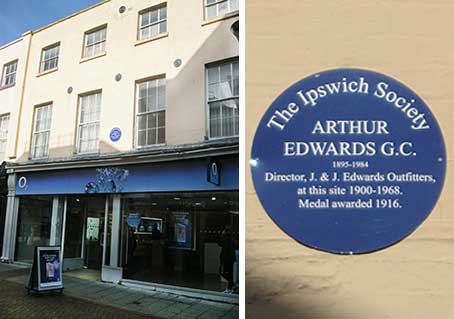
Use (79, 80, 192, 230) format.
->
(110, 127, 122, 142)
(251, 68, 446, 254)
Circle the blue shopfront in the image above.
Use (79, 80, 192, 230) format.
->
(2, 154, 238, 295)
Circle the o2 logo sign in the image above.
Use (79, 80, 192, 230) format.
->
(251, 68, 446, 254)
(18, 176, 28, 190)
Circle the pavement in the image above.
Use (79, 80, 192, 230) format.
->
(0, 264, 239, 319)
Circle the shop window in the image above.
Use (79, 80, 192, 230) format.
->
(40, 43, 60, 73)
(205, 0, 238, 20)
(0, 114, 10, 159)
(136, 77, 166, 147)
(120, 192, 239, 292)
(15, 196, 53, 263)
(31, 103, 53, 159)
(1, 60, 17, 87)
(77, 92, 102, 153)
(138, 4, 167, 40)
(207, 59, 239, 138)
(83, 25, 107, 58)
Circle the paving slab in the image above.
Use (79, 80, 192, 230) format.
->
(2, 265, 239, 319)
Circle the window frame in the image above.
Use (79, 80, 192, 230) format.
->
(134, 75, 166, 148)
(206, 58, 239, 139)
(137, 3, 167, 41)
(39, 42, 60, 73)
(31, 103, 53, 159)
(204, 0, 239, 21)
(82, 24, 108, 59)
(1, 60, 18, 87)
(76, 90, 102, 154)
(0, 113, 10, 159)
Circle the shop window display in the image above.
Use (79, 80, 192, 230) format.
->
(121, 191, 238, 292)
(15, 196, 53, 263)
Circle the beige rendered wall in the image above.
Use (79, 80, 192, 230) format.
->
(15, 0, 239, 161)
(0, 34, 31, 161)
(246, 1, 454, 318)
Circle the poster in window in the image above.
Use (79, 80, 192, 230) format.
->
(169, 212, 194, 250)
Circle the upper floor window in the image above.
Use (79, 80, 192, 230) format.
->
(136, 77, 165, 147)
(83, 26, 107, 58)
(207, 59, 239, 138)
(205, 0, 238, 20)
(31, 104, 52, 159)
(77, 92, 102, 153)
(40, 43, 60, 73)
(1, 60, 18, 87)
(139, 4, 167, 40)
(0, 114, 10, 159)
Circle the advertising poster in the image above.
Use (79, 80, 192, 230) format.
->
(169, 212, 193, 250)
(86, 217, 100, 241)
(27, 246, 63, 292)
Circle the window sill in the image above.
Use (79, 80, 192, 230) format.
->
(202, 11, 239, 26)
(0, 83, 15, 91)
(29, 156, 49, 161)
(134, 32, 169, 46)
(36, 68, 58, 78)
(135, 143, 166, 150)
(80, 51, 107, 64)
(75, 150, 100, 155)
(207, 135, 239, 141)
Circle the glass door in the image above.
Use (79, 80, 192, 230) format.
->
(83, 196, 106, 270)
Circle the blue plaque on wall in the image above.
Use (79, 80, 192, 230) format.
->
(109, 127, 122, 142)
(250, 68, 446, 254)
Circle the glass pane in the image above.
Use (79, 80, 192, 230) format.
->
(147, 84, 157, 112)
(147, 129, 157, 145)
(157, 127, 165, 144)
(218, 1, 229, 16)
(219, 81, 232, 99)
(220, 63, 231, 82)
(206, 5, 217, 19)
(15, 197, 53, 263)
(210, 118, 221, 138)
(148, 113, 157, 129)
(150, 24, 159, 37)
(140, 27, 150, 40)
(138, 130, 146, 146)
(207, 66, 219, 85)
(157, 111, 165, 127)
(160, 20, 167, 33)
(141, 12, 150, 27)
(138, 115, 147, 130)
(87, 32, 95, 45)
(209, 103, 221, 137)
(230, 0, 239, 12)
(208, 83, 219, 101)
(157, 80, 165, 109)
(138, 98, 147, 113)
(150, 10, 159, 23)
(160, 7, 167, 20)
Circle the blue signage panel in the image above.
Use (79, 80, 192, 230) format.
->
(126, 214, 142, 228)
(16, 155, 238, 195)
(251, 69, 446, 254)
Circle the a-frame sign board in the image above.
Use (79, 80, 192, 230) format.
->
(27, 246, 63, 294)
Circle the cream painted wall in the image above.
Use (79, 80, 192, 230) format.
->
(247, 1, 454, 318)
(0, 34, 31, 161)
(14, 0, 238, 161)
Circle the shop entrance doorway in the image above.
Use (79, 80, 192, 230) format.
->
(63, 196, 106, 274)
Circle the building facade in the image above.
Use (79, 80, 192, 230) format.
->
(0, 0, 239, 300)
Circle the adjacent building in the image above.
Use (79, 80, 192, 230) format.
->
(0, 0, 239, 301)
